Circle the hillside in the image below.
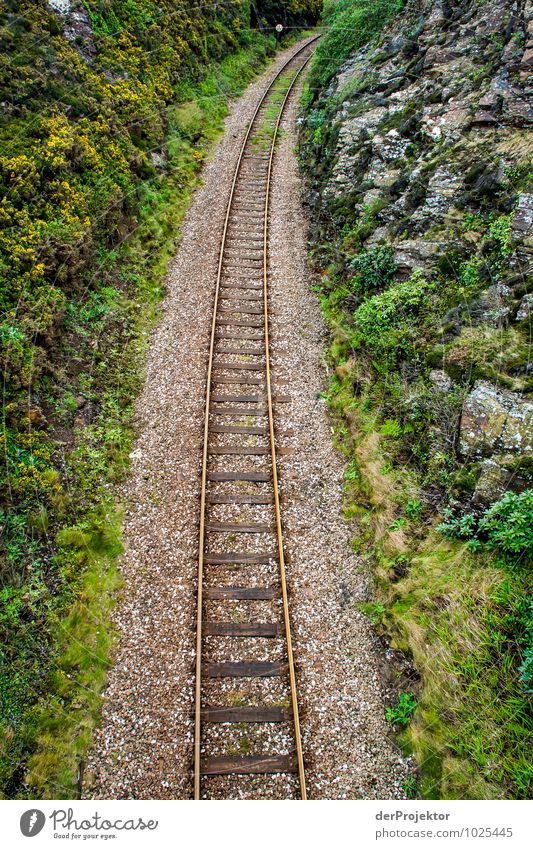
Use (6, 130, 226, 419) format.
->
(300, 0, 532, 798)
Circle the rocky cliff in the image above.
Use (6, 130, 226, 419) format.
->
(302, 0, 532, 535)
(300, 0, 532, 799)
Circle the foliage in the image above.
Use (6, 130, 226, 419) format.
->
(488, 213, 513, 257)
(309, 0, 405, 89)
(438, 490, 533, 559)
(253, 0, 322, 28)
(358, 600, 386, 624)
(380, 419, 403, 438)
(349, 246, 397, 295)
(386, 692, 418, 726)
(480, 491, 533, 555)
(354, 271, 432, 361)
(405, 499, 422, 522)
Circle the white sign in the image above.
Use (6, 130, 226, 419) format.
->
(1, 800, 530, 848)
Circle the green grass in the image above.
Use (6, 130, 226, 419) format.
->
(25, 514, 123, 798)
(324, 384, 533, 799)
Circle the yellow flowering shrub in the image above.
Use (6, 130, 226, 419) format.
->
(38, 115, 76, 169)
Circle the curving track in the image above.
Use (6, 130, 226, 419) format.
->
(194, 37, 318, 801)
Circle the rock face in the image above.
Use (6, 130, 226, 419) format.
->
(517, 293, 533, 321)
(473, 458, 514, 505)
(48, 0, 70, 11)
(512, 192, 533, 270)
(301, 0, 533, 511)
(306, 0, 533, 251)
(460, 381, 533, 457)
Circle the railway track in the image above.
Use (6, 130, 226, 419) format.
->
(194, 37, 318, 800)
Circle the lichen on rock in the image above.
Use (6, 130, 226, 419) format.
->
(460, 380, 533, 458)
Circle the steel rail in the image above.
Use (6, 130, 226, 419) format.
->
(194, 36, 318, 801)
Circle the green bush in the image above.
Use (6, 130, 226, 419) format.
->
(438, 490, 533, 559)
(488, 213, 513, 257)
(354, 270, 432, 357)
(405, 499, 422, 522)
(386, 692, 418, 726)
(309, 0, 405, 89)
(480, 490, 533, 555)
(349, 245, 397, 294)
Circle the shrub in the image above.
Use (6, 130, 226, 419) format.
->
(479, 490, 533, 555)
(405, 499, 422, 522)
(438, 510, 478, 541)
(458, 256, 482, 293)
(354, 271, 432, 357)
(386, 692, 417, 726)
(438, 490, 533, 559)
(488, 213, 513, 257)
(349, 246, 397, 294)
(309, 0, 405, 89)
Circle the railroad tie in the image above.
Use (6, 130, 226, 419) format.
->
(206, 521, 270, 533)
(204, 586, 276, 599)
(200, 755, 297, 776)
(203, 621, 280, 637)
(200, 706, 290, 722)
(204, 661, 288, 677)
(203, 551, 277, 564)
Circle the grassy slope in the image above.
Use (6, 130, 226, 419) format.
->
(300, 0, 532, 799)
(0, 0, 320, 799)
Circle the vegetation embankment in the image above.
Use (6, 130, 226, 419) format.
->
(0, 0, 320, 799)
(300, 0, 532, 799)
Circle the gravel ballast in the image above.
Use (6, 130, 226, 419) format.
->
(85, 40, 411, 800)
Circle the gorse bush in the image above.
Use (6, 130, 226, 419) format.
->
(0, 0, 320, 398)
